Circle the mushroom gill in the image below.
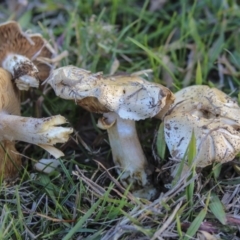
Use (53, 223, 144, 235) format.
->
(0, 21, 65, 90)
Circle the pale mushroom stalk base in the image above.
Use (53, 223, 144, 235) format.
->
(98, 112, 147, 187)
(98, 112, 148, 187)
(0, 113, 73, 158)
(2, 54, 39, 90)
(98, 113, 157, 199)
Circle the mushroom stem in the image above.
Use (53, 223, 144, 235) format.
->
(2, 53, 39, 90)
(98, 112, 148, 187)
(0, 113, 73, 158)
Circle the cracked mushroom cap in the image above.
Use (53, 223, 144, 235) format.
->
(47, 65, 175, 120)
(164, 85, 240, 167)
(0, 21, 56, 83)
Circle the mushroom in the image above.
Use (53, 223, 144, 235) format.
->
(34, 158, 61, 174)
(164, 85, 240, 168)
(47, 66, 174, 191)
(0, 68, 73, 179)
(0, 21, 61, 90)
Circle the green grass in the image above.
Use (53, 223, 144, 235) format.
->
(1, 0, 240, 239)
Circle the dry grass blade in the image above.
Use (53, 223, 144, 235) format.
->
(101, 206, 142, 240)
(151, 201, 182, 240)
(95, 160, 138, 201)
(23, 210, 76, 223)
(72, 165, 107, 197)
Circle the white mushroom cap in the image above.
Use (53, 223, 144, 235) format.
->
(168, 85, 240, 121)
(47, 66, 175, 120)
(164, 85, 240, 167)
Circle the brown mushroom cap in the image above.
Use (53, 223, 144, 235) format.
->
(0, 21, 55, 81)
(164, 85, 240, 167)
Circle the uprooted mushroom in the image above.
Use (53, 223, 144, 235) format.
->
(0, 69, 72, 179)
(47, 65, 174, 195)
(0, 21, 72, 179)
(163, 85, 240, 171)
(0, 21, 67, 90)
